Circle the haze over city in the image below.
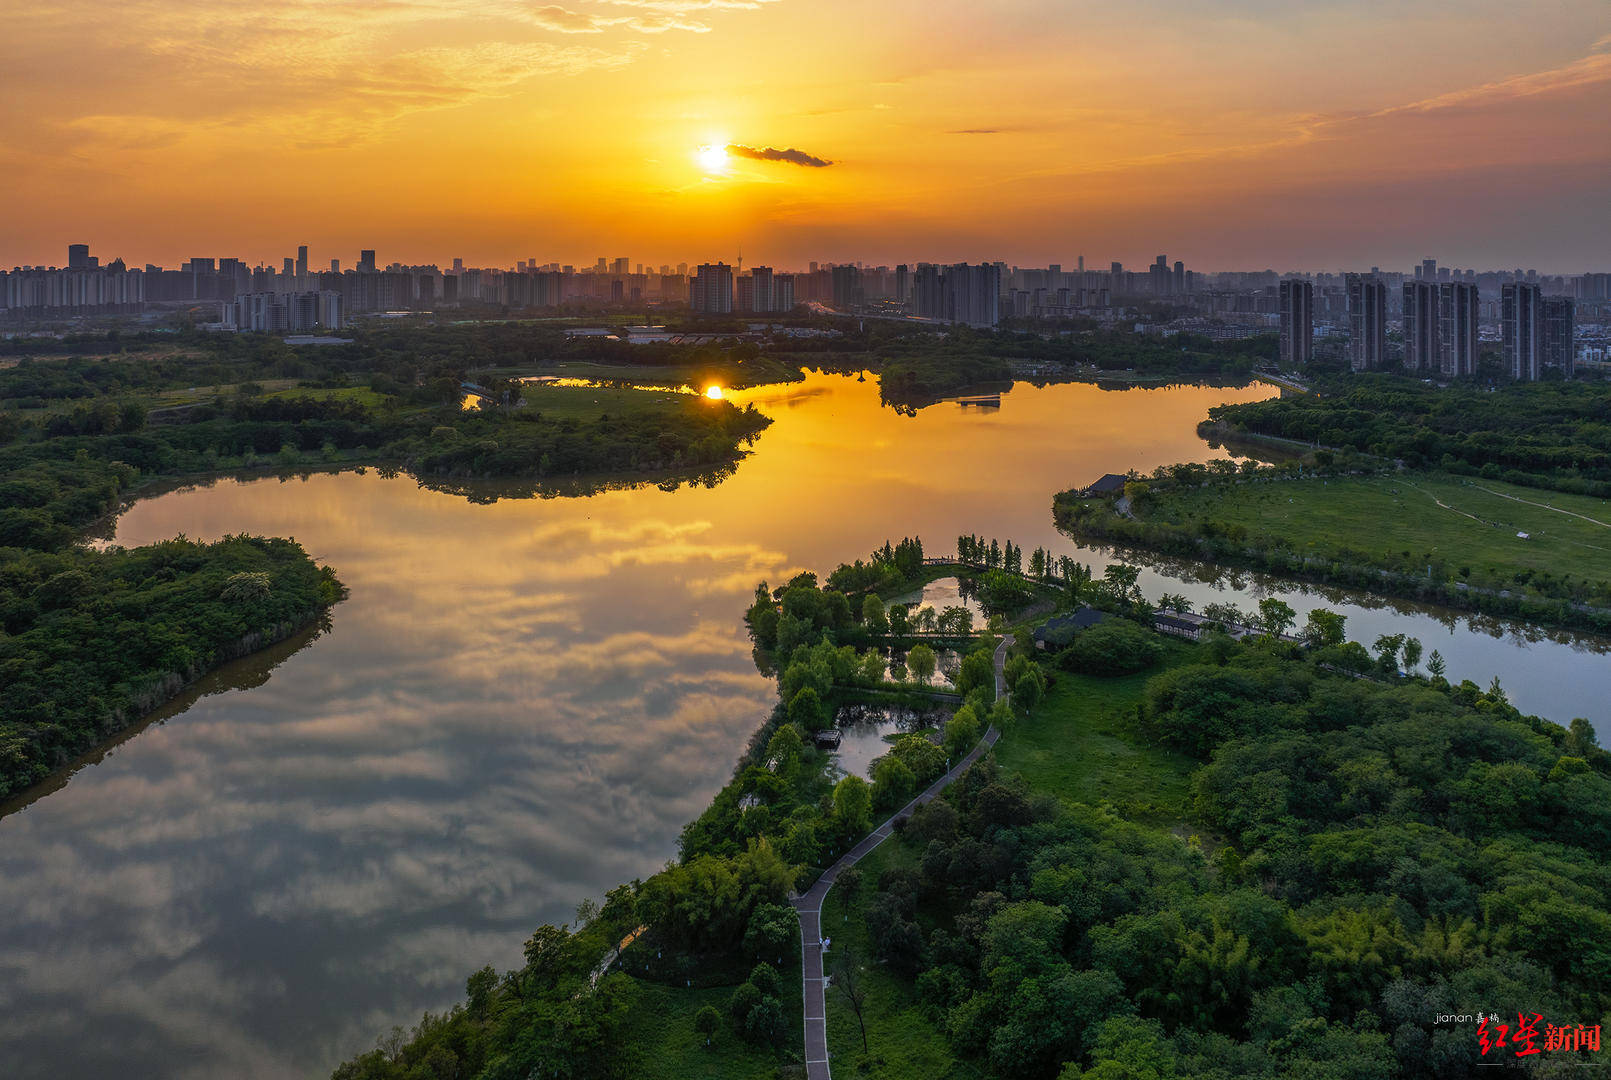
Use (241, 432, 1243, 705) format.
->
(4, 0, 1610, 269)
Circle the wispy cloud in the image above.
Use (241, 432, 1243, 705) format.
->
(597, 0, 778, 9)
(727, 144, 833, 167)
(526, 4, 712, 33)
(1346, 43, 1611, 123)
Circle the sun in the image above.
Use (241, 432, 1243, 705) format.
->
(704, 384, 724, 400)
(695, 144, 729, 174)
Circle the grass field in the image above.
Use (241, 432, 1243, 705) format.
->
(517, 382, 720, 421)
(632, 974, 803, 1079)
(996, 654, 1196, 827)
(1147, 471, 1611, 587)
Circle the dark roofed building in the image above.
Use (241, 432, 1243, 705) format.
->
(1034, 606, 1108, 650)
(1153, 613, 1201, 640)
(1081, 473, 1129, 496)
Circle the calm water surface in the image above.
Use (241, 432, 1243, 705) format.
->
(4, 372, 1606, 1079)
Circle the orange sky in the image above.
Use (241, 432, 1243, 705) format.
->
(4, 1, 1609, 271)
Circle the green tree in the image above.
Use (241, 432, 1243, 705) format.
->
(1401, 637, 1424, 675)
(694, 1004, 721, 1047)
(861, 593, 889, 634)
(1014, 669, 1044, 711)
(1372, 633, 1405, 674)
(833, 775, 873, 833)
(1101, 563, 1142, 605)
(743, 903, 797, 964)
(907, 643, 937, 684)
(957, 648, 996, 697)
(873, 756, 916, 810)
(766, 724, 803, 774)
(788, 686, 829, 731)
(741, 994, 786, 1046)
(1301, 608, 1347, 648)
(1257, 597, 1296, 638)
(945, 704, 982, 759)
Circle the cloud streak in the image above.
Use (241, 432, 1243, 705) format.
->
(727, 144, 833, 167)
(526, 4, 712, 33)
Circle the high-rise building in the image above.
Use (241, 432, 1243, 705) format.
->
(1278, 280, 1313, 366)
(358, 249, 376, 273)
(611, 257, 629, 278)
(831, 265, 862, 310)
(1149, 255, 1170, 295)
(907, 263, 1000, 326)
(750, 266, 775, 312)
(330, 258, 340, 273)
(1172, 260, 1185, 295)
(1542, 296, 1576, 379)
(1403, 280, 1436, 373)
(1502, 285, 1575, 380)
(1502, 282, 1541, 381)
(945, 262, 1001, 327)
(67, 244, 90, 270)
(894, 264, 910, 305)
(774, 274, 795, 312)
(1406, 280, 1476, 377)
(1346, 273, 1387, 372)
(690, 262, 733, 314)
(913, 265, 944, 319)
(296, 245, 308, 278)
(1436, 281, 1478, 378)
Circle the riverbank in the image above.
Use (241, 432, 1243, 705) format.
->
(0, 536, 345, 801)
(1055, 467, 1611, 636)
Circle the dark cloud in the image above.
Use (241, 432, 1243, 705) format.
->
(726, 144, 833, 167)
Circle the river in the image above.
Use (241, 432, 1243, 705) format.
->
(3, 371, 1605, 1079)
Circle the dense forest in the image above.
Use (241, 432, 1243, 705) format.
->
(0, 535, 343, 797)
(1210, 376, 1611, 496)
(844, 625, 1611, 1078)
(331, 540, 1611, 1078)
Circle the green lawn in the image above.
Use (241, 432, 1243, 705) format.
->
(996, 651, 1197, 826)
(267, 384, 394, 409)
(517, 382, 709, 421)
(631, 976, 802, 1079)
(1147, 471, 1611, 588)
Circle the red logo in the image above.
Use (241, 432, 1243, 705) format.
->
(1480, 1014, 1601, 1058)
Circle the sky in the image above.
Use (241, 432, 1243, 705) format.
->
(3, 0, 1609, 272)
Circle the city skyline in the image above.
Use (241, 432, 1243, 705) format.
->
(10, 239, 1607, 279)
(3, 2, 1609, 270)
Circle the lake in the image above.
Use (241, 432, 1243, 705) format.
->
(3, 371, 1606, 1079)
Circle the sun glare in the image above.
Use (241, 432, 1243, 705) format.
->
(704, 385, 724, 400)
(695, 144, 729, 174)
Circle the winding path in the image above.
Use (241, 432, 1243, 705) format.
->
(790, 635, 1010, 1079)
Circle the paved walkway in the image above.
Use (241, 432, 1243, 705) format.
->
(791, 635, 1010, 1079)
